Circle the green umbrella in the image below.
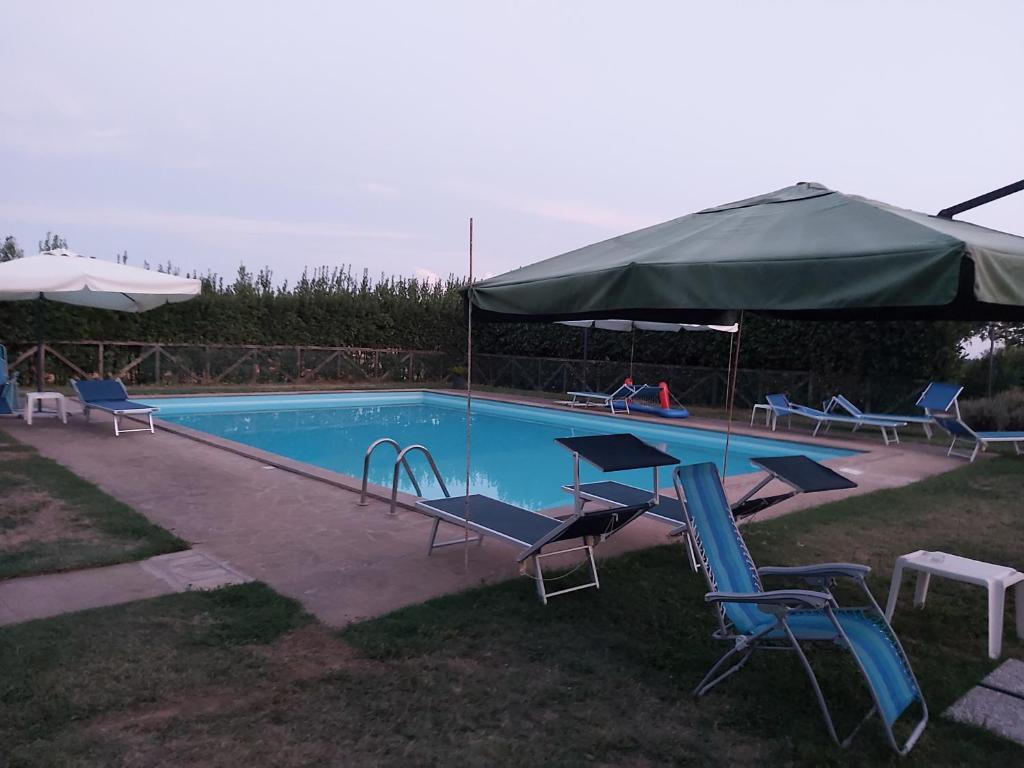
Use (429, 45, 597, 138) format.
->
(465, 182, 1024, 323)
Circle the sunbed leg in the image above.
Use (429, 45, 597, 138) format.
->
(148, 413, 155, 434)
(695, 638, 759, 697)
(586, 544, 599, 590)
(971, 441, 981, 463)
(812, 422, 822, 437)
(923, 422, 933, 440)
(113, 413, 120, 437)
(426, 518, 441, 555)
(1016, 441, 1022, 456)
(534, 556, 548, 605)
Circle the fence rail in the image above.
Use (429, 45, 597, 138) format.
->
(2, 340, 927, 410)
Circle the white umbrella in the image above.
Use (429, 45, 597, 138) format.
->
(0, 250, 202, 395)
(0, 249, 201, 310)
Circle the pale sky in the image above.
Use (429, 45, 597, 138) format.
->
(3, 1, 1022, 284)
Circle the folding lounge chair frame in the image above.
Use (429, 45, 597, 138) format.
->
(764, 394, 904, 446)
(71, 378, 157, 436)
(563, 382, 636, 414)
(672, 462, 927, 754)
(933, 415, 1024, 463)
(825, 384, 963, 440)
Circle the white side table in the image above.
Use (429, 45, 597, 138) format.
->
(885, 550, 1024, 659)
(23, 391, 68, 426)
(750, 403, 772, 427)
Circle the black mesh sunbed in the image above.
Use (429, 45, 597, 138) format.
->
(417, 493, 651, 604)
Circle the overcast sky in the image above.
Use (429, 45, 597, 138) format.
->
(3, 1, 1022, 285)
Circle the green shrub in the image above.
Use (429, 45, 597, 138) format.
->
(959, 388, 1024, 431)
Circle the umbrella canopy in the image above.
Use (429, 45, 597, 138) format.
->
(466, 182, 1024, 323)
(0, 250, 202, 310)
(558, 319, 738, 333)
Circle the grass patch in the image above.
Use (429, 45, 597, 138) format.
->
(1, 460, 1022, 765)
(0, 432, 186, 579)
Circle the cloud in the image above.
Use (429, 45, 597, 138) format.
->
(0, 202, 415, 243)
(413, 267, 441, 285)
(359, 181, 400, 198)
(448, 181, 655, 232)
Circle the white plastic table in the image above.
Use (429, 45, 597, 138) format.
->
(885, 550, 1024, 659)
(23, 391, 68, 425)
(750, 403, 772, 427)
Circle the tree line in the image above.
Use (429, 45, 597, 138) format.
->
(0, 232, 1010, 390)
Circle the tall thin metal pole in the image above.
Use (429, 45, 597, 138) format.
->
(464, 217, 473, 572)
(722, 312, 744, 479)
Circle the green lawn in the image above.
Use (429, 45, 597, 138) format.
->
(0, 431, 186, 579)
(1, 459, 1022, 766)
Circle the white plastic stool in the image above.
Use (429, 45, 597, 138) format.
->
(885, 550, 1024, 659)
(23, 391, 68, 425)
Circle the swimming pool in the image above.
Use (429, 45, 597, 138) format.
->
(144, 391, 857, 510)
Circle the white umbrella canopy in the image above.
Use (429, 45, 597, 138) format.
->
(0, 250, 202, 396)
(0, 250, 202, 310)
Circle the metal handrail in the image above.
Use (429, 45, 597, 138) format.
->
(359, 438, 420, 506)
(391, 444, 450, 515)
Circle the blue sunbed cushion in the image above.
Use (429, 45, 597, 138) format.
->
(766, 394, 790, 410)
(85, 399, 156, 413)
(977, 431, 1024, 440)
(76, 379, 128, 403)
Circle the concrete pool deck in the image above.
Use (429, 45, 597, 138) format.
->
(0, 391, 964, 626)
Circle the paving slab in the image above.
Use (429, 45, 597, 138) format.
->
(0, 549, 252, 626)
(945, 660, 1024, 746)
(0, 393, 963, 626)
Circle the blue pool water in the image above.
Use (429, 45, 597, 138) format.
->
(143, 392, 857, 510)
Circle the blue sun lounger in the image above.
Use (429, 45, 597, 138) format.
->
(673, 462, 927, 754)
(71, 378, 157, 436)
(761, 393, 905, 445)
(0, 344, 18, 416)
(932, 415, 1024, 463)
(825, 382, 964, 439)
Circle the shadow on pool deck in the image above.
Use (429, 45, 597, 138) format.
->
(0, 395, 964, 626)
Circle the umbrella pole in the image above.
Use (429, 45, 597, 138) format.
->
(721, 312, 744, 479)
(464, 217, 474, 572)
(35, 295, 45, 409)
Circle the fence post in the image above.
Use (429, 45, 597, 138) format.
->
(97, 342, 104, 378)
(204, 346, 211, 384)
(154, 345, 161, 384)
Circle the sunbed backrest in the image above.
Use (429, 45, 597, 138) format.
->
(676, 463, 771, 634)
(75, 378, 128, 403)
(917, 382, 962, 413)
(766, 393, 790, 410)
(835, 394, 861, 416)
(933, 415, 975, 440)
(535, 503, 648, 553)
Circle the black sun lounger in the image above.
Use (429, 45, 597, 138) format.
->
(417, 494, 652, 604)
(566, 455, 857, 531)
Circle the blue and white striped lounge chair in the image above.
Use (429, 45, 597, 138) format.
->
(673, 462, 927, 754)
(933, 415, 1024, 463)
(825, 382, 964, 439)
(563, 381, 637, 414)
(762, 393, 905, 445)
(71, 378, 157, 436)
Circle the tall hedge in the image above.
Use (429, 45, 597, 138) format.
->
(0, 264, 970, 391)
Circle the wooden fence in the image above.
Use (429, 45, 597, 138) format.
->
(2, 340, 833, 408)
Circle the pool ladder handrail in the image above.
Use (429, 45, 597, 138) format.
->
(359, 438, 451, 515)
(359, 438, 419, 505)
